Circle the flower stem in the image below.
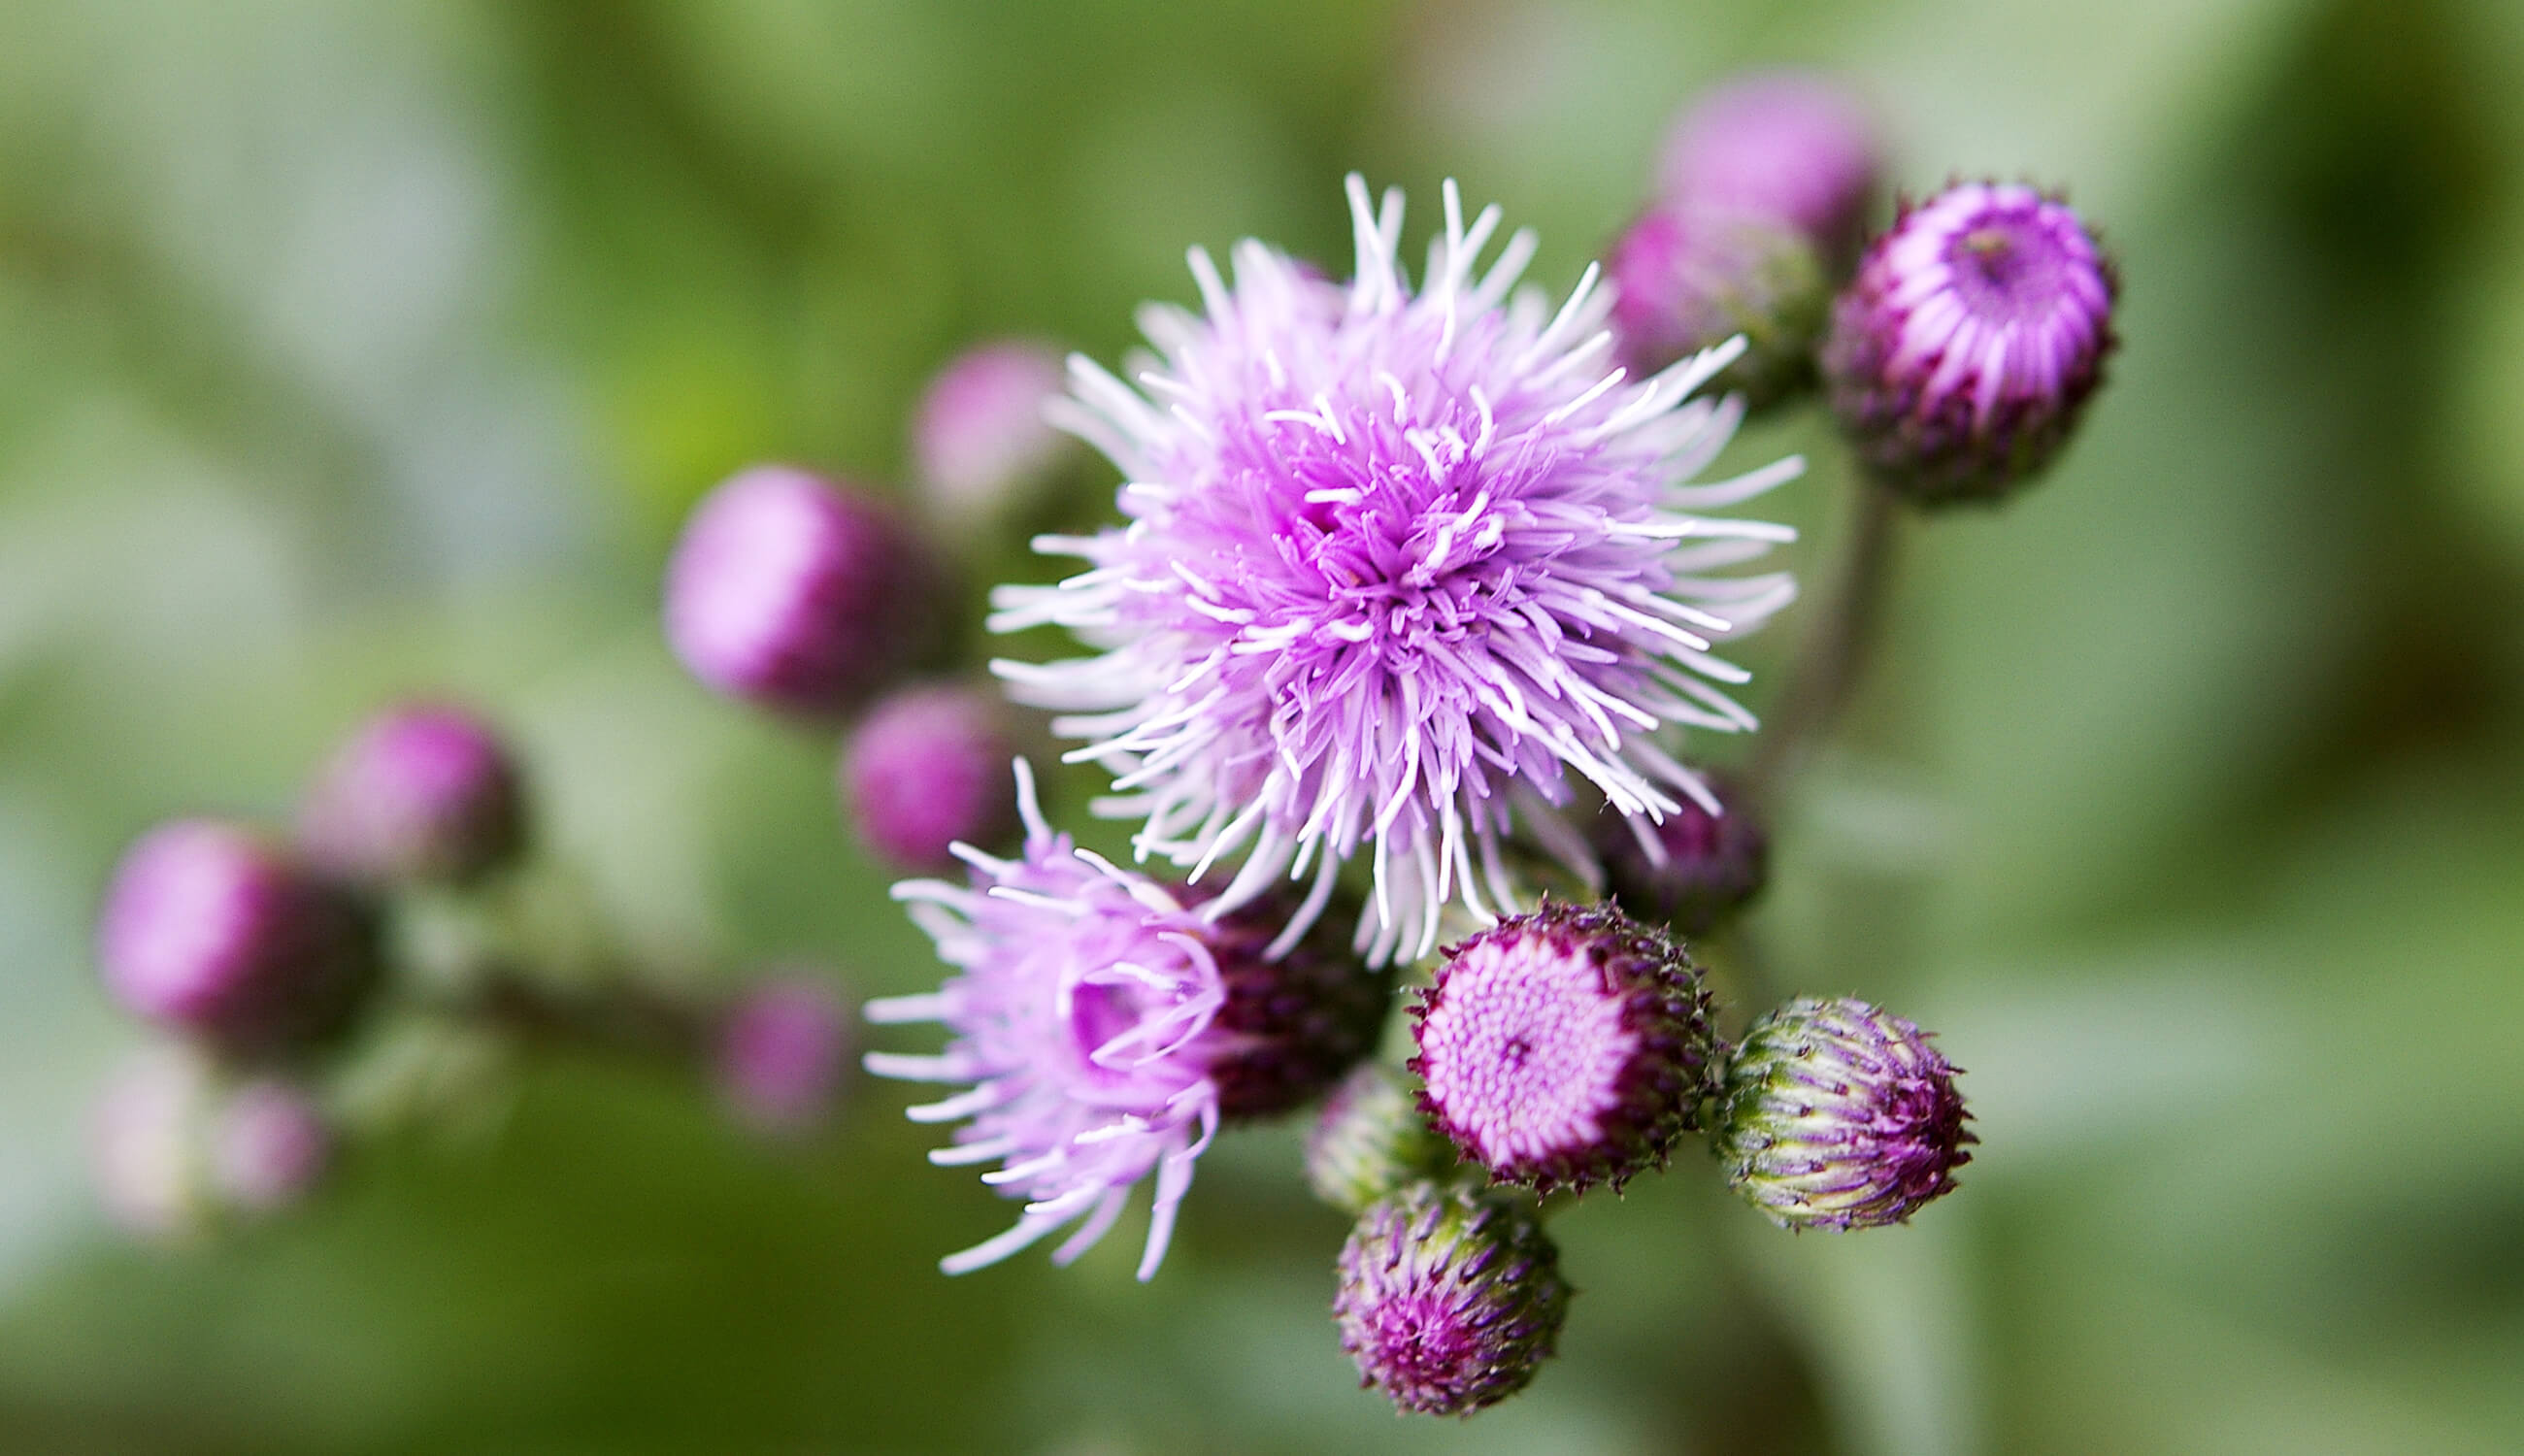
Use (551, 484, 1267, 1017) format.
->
(1749, 476, 1902, 798)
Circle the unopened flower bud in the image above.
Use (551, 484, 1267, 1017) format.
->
(1607, 209, 1827, 411)
(1822, 182, 2117, 505)
(1334, 1183, 1570, 1416)
(1657, 70, 1880, 258)
(717, 976, 851, 1136)
(664, 466, 944, 716)
(911, 340, 1074, 521)
(840, 684, 1022, 873)
(1411, 900, 1717, 1194)
(1712, 996, 1973, 1230)
(1595, 774, 1768, 936)
(207, 1078, 330, 1212)
(1199, 889, 1392, 1121)
(299, 703, 526, 887)
(1305, 1063, 1454, 1214)
(98, 820, 382, 1061)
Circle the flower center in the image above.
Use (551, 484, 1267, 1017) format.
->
(1943, 215, 2074, 325)
(1419, 934, 1642, 1168)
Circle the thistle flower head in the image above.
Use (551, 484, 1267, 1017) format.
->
(1410, 899, 1716, 1194)
(98, 820, 382, 1061)
(1822, 182, 2117, 504)
(1305, 1062, 1455, 1214)
(664, 465, 942, 715)
(1334, 1183, 1570, 1416)
(1712, 996, 1974, 1230)
(1595, 769, 1769, 936)
(1657, 70, 1880, 252)
(208, 1077, 331, 1212)
(842, 684, 1023, 874)
(299, 702, 526, 887)
(868, 762, 1380, 1280)
(993, 178, 1800, 963)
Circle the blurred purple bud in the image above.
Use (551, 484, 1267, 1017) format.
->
(209, 1078, 330, 1212)
(718, 976, 851, 1136)
(1594, 773, 1769, 936)
(841, 684, 1022, 874)
(1658, 70, 1880, 254)
(911, 341, 1074, 520)
(664, 466, 944, 717)
(98, 820, 382, 1061)
(299, 703, 526, 887)
(1606, 207, 1827, 411)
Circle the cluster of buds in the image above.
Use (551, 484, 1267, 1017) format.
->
(1606, 71, 2118, 507)
(91, 702, 857, 1238)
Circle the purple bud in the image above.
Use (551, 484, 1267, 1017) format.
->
(663, 466, 944, 716)
(1594, 774, 1769, 937)
(1822, 182, 2118, 505)
(98, 820, 382, 1061)
(89, 1046, 211, 1239)
(1410, 900, 1716, 1194)
(910, 340, 1074, 520)
(298, 703, 526, 887)
(1606, 207, 1827, 411)
(208, 1078, 330, 1212)
(1657, 70, 1880, 255)
(717, 976, 851, 1135)
(1193, 888, 1392, 1122)
(1334, 1183, 1570, 1417)
(1712, 996, 1974, 1230)
(840, 685, 1022, 874)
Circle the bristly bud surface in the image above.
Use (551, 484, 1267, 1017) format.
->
(1334, 1183, 1570, 1416)
(1410, 899, 1717, 1194)
(1822, 182, 2117, 505)
(1711, 995, 1974, 1230)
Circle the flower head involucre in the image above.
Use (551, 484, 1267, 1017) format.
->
(867, 761, 1381, 1280)
(993, 178, 1801, 963)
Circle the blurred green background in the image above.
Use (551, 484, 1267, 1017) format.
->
(6, 0, 2524, 1451)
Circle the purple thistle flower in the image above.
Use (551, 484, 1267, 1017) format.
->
(841, 683, 1023, 874)
(298, 702, 526, 887)
(1656, 70, 1880, 255)
(717, 976, 852, 1136)
(98, 820, 382, 1061)
(1594, 769, 1768, 936)
(1606, 206, 1828, 412)
(208, 1078, 330, 1212)
(1334, 1183, 1570, 1416)
(664, 465, 943, 716)
(1711, 996, 1974, 1230)
(1410, 899, 1715, 1194)
(911, 340, 1076, 521)
(993, 178, 1801, 963)
(1822, 182, 2117, 505)
(867, 761, 1382, 1280)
